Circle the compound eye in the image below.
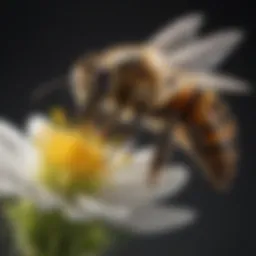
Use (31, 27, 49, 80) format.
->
(96, 68, 110, 93)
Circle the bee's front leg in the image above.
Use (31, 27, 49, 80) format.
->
(74, 104, 102, 130)
(115, 108, 147, 154)
(101, 106, 123, 140)
(147, 121, 173, 186)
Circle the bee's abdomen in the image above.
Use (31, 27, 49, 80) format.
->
(171, 88, 238, 191)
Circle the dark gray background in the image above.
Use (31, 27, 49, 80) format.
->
(1, 1, 255, 255)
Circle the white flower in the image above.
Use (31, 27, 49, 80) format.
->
(0, 114, 197, 235)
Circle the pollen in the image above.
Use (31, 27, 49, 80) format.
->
(50, 107, 67, 126)
(35, 124, 107, 189)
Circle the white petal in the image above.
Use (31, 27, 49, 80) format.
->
(31, 187, 64, 211)
(0, 162, 58, 210)
(0, 179, 20, 197)
(0, 148, 41, 201)
(100, 166, 189, 208)
(0, 119, 39, 179)
(0, 118, 69, 211)
(0, 143, 26, 180)
(0, 120, 34, 157)
(0, 177, 55, 210)
(109, 147, 154, 185)
(0, 149, 60, 211)
(72, 196, 131, 222)
(0, 129, 39, 182)
(100, 148, 190, 207)
(116, 205, 197, 235)
(15, 183, 66, 212)
(25, 113, 49, 138)
(150, 165, 190, 200)
(62, 203, 95, 222)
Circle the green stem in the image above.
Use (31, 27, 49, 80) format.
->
(3, 201, 113, 256)
(47, 215, 62, 256)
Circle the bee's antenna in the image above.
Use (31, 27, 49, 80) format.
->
(30, 75, 69, 104)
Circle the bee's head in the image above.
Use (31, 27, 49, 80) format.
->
(69, 53, 112, 119)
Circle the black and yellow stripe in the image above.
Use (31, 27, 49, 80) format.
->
(161, 87, 238, 190)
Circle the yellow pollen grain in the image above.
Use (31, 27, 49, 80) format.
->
(50, 107, 68, 126)
(38, 127, 106, 180)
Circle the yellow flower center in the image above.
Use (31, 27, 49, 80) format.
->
(42, 129, 105, 177)
(34, 108, 108, 195)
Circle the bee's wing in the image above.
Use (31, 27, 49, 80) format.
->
(167, 29, 245, 71)
(178, 71, 251, 95)
(147, 12, 205, 49)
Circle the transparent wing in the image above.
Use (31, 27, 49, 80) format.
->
(167, 29, 245, 71)
(179, 71, 251, 94)
(148, 12, 205, 49)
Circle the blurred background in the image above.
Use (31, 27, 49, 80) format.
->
(0, 0, 255, 255)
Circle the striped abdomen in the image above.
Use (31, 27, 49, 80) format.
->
(166, 87, 238, 190)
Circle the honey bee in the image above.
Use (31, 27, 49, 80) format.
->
(32, 12, 251, 190)
(67, 15, 249, 127)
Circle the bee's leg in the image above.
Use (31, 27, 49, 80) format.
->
(101, 107, 123, 140)
(110, 108, 145, 151)
(129, 111, 145, 145)
(75, 95, 110, 129)
(73, 106, 100, 130)
(147, 121, 173, 186)
(80, 99, 100, 122)
(104, 110, 145, 158)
